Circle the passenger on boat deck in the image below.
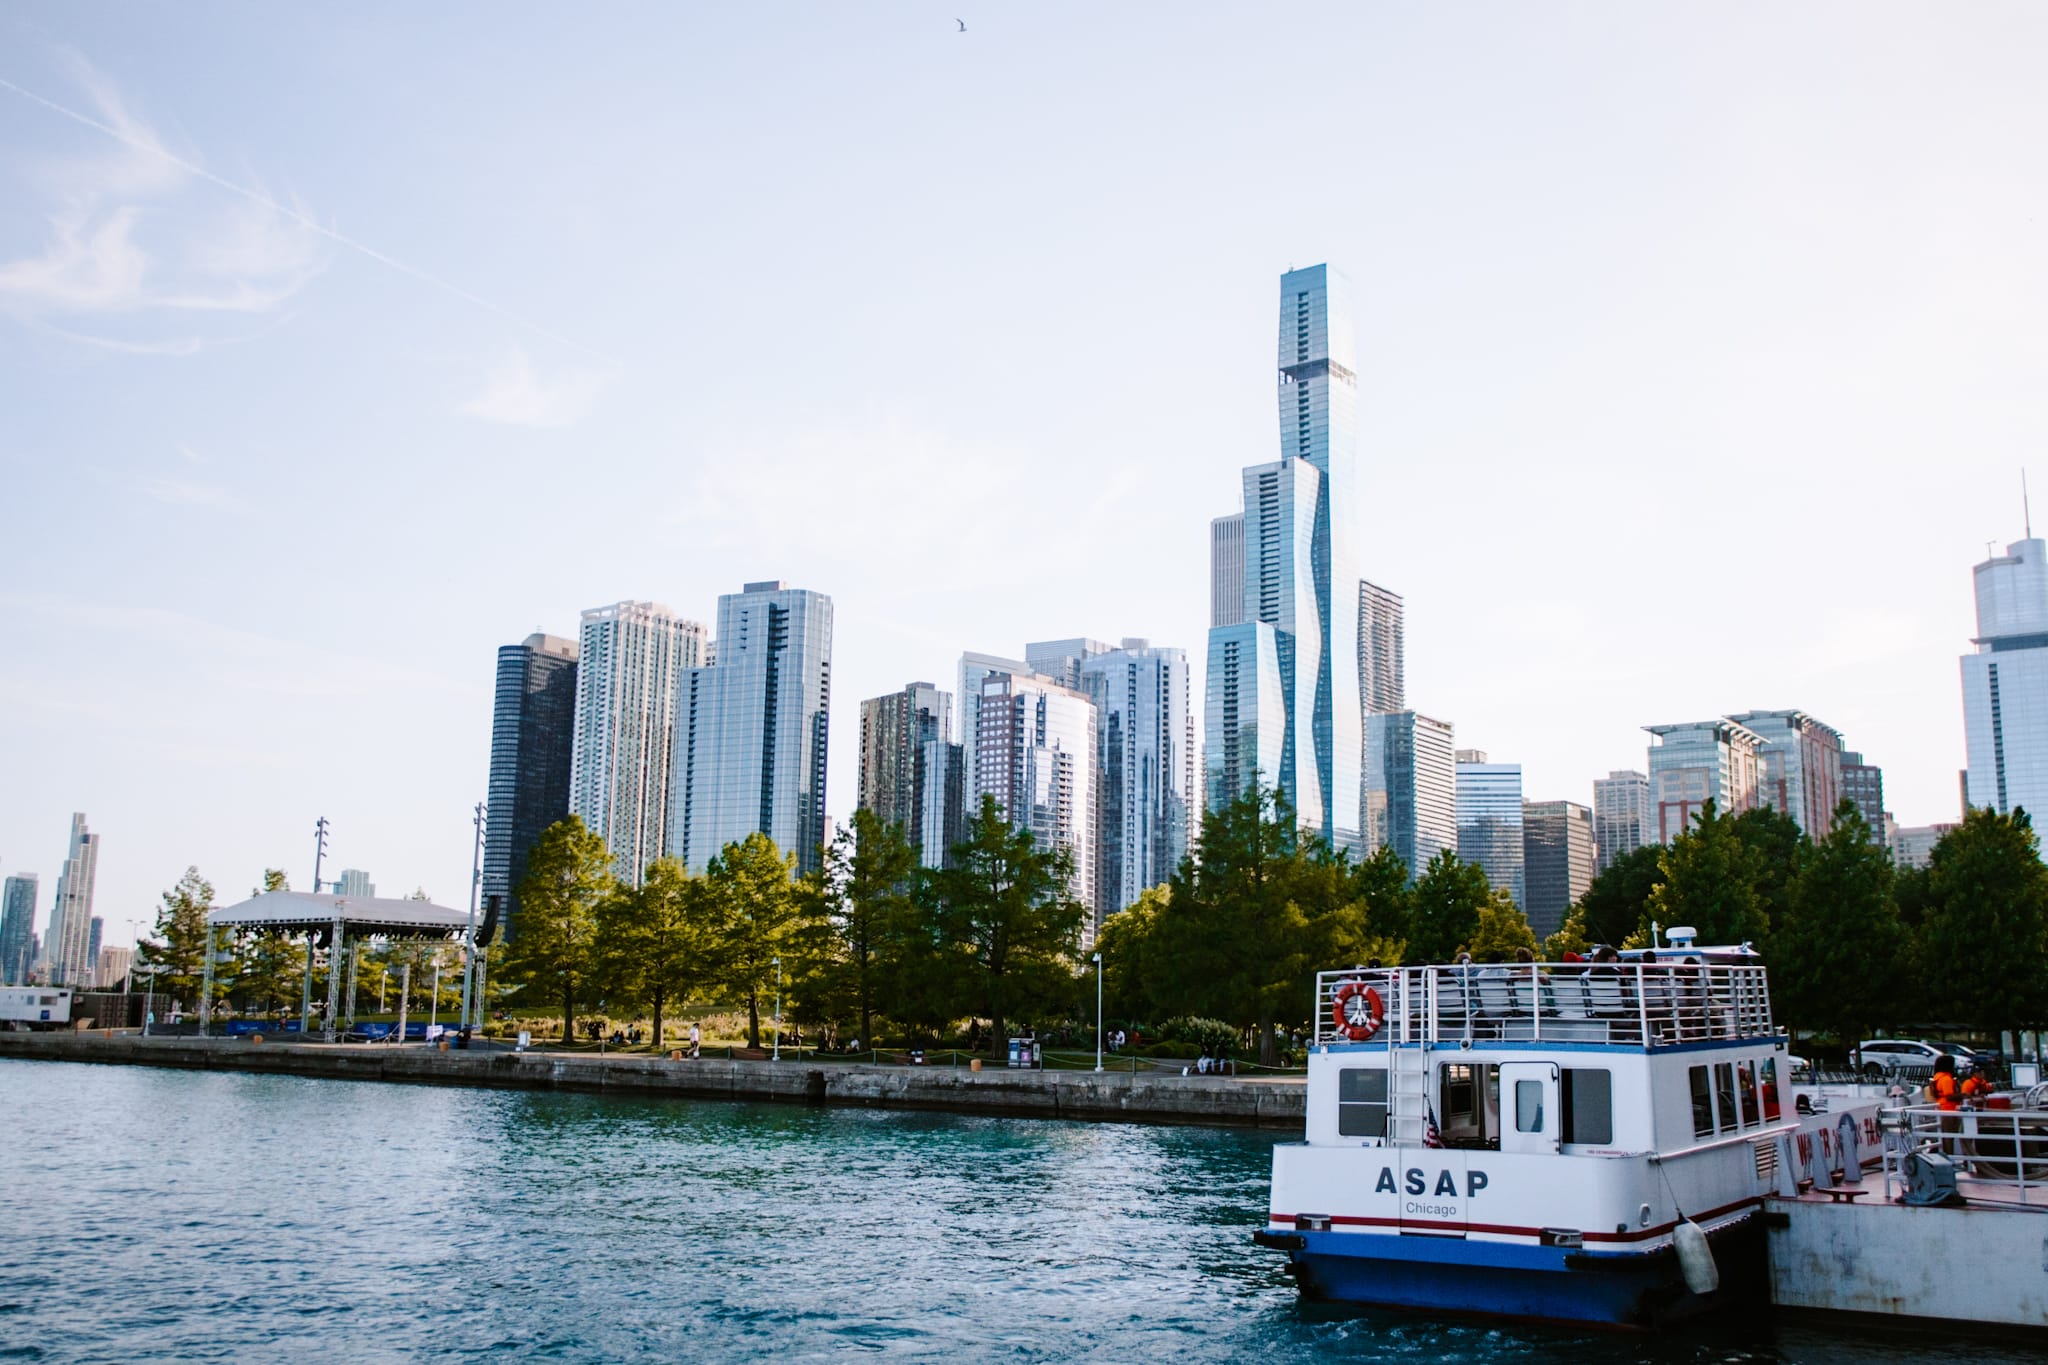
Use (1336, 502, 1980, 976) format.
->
(1929, 1055, 1964, 1111)
(1513, 948, 1535, 964)
(1962, 1068, 1993, 1105)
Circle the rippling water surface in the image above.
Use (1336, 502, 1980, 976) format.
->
(0, 1059, 2034, 1363)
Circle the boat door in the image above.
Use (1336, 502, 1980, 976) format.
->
(1500, 1061, 1561, 1155)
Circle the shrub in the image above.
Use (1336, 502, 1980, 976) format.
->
(1152, 1016, 1239, 1053)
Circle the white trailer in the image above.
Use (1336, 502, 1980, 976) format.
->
(0, 987, 73, 1030)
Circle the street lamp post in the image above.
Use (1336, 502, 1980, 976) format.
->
(379, 967, 388, 1014)
(141, 963, 161, 1037)
(772, 955, 782, 1062)
(459, 801, 484, 1042)
(1093, 951, 1104, 1072)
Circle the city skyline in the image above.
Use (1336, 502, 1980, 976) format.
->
(4, 6, 2042, 944)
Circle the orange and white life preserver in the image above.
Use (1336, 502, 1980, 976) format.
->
(1331, 981, 1385, 1042)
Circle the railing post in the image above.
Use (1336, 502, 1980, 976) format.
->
(1530, 963, 1541, 1040)
(1635, 964, 1649, 1047)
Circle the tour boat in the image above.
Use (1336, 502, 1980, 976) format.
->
(1253, 930, 1864, 1329)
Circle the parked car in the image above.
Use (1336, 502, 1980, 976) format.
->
(1855, 1038, 1975, 1077)
(1786, 1054, 1812, 1080)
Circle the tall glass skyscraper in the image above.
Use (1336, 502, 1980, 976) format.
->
(484, 632, 579, 936)
(1962, 537, 2048, 823)
(1522, 800, 1594, 939)
(43, 814, 98, 987)
(1363, 711, 1456, 878)
(672, 582, 834, 876)
(0, 874, 36, 984)
(963, 655, 1098, 927)
(1358, 580, 1405, 715)
(1210, 514, 1246, 628)
(1079, 640, 1196, 914)
(1202, 265, 1365, 853)
(858, 681, 960, 869)
(571, 601, 705, 885)
(1456, 753, 1525, 908)
(1592, 770, 1652, 871)
(1727, 709, 1845, 838)
(1645, 719, 1763, 843)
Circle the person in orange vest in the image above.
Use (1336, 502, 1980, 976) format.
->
(1928, 1054, 1964, 1111)
(1961, 1065, 1994, 1106)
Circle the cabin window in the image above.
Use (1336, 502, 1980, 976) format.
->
(1562, 1068, 1612, 1145)
(1514, 1079, 1545, 1133)
(1736, 1061, 1760, 1127)
(1760, 1059, 1782, 1120)
(1337, 1068, 1388, 1138)
(1714, 1062, 1738, 1134)
(1689, 1065, 1714, 1138)
(1436, 1062, 1499, 1149)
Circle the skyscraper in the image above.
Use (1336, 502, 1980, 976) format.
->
(1210, 514, 1246, 628)
(1645, 720, 1763, 843)
(1840, 751, 1885, 838)
(672, 582, 833, 876)
(1202, 265, 1365, 854)
(1523, 800, 1595, 939)
(1363, 711, 1457, 878)
(1728, 710, 1845, 838)
(1962, 536, 2048, 822)
(484, 631, 578, 934)
(1024, 638, 1113, 692)
(1079, 640, 1196, 913)
(858, 681, 960, 869)
(965, 658, 1098, 927)
(1358, 580, 1405, 716)
(1203, 622, 1284, 808)
(334, 868, 377, 899)
(95, 944, 132, 990)
(571, 602, 705, 884)
(1592, 770, 1652, 872)
(45, 814, 99, 987)
(1456, 753, 1524, 907)
(0, 874, 35, 984)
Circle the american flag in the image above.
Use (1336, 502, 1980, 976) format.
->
(1424, 1103, 1444, 1149)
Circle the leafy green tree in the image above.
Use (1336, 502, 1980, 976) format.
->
(1771, 801, 1906, 1050)
(1544, 907, 1592, 959)
(229, 869, 301, 1014)
(1731, 805, 1806, 942)
(497, 817, 612, 1042)
(1917, 807, 2048, 1037)
(1352, 843, 1413, 952)
(1649, 801, 1767, 945)
(1096, 884, 1169, 1022)
(138, 867, 217, 1008)
(595, 857, 712, 1048)
(1405, 850, 1491, 964)
(1578, 843, 1664, 947)
(933, 794, 1085, 1052)
(1460, 889, 1540, 961)
(821, 809, 918, 1047)
(706, 832, 807, 1048)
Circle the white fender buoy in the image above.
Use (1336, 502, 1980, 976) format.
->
(1673, 1218, 1719, 1296)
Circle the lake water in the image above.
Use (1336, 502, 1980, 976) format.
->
(0, 1058, 2032, 1363)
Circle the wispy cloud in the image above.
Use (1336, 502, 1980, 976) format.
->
(459, 348, 613, 428)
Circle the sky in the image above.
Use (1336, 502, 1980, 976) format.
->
(3, 3, 2045, 950)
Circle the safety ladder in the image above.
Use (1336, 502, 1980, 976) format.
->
(1384, 973, 1433, 1146)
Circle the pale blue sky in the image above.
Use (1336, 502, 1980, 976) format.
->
(4, 4, 2044, 947)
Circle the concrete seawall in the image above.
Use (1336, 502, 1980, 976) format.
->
(0, 1032, 1306, 1131)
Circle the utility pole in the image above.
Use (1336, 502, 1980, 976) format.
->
(311, 816, 330, 894)
(302, 816, 329, 1035)
(460, 802, 484, 1042)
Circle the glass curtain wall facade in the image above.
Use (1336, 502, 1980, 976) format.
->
(1024, 638, 1112, 692)
(858, 682, 959, 869)
(570, 601, 705, 885)
(1728, 709, 1845, 838)
(1358, 579, 1405, 716)
(672, 582, 834, 877)
(1363, 711, 1457, 878)
(1645, 720, 1763, 843)
(1211, 514, 1246, 628)
(0, 874, 35, 984)
(1456, 756, 1525, 908)
(1962, 537, 2048, 820)
(1522, 800, 1595, 939)
(484, 632, 578, 938)
(1592, 770, 1652, 872)
(1204, 623, 1284, 809)
(1079, 641, 1195, 914)
(969, 664, 1098, 930)
(45, 813, 98, 987)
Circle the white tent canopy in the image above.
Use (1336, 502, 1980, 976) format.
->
(208, 890, 469, 937)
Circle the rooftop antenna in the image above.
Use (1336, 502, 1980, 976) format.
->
(2026, 468, 2033, 539)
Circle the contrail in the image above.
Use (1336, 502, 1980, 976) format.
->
(0, 72, 617, 366)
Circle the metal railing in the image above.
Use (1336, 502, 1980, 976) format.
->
(1314, 962, 1775, 1049)
(1886, 1103, 2048, 1199)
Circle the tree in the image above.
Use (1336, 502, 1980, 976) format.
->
(497, 817, 612, 1042)
(229, 870, 302, 1015)
(594, 857, 712, 1048)
(1543, 908, 1591, 960)
(1731, 805, 1806, 941)
(706, 832, 807, 1049)
(1352, 844, 1413, 952)
(1771, 801, 1906, 1050)
(821, 809, 917, 1048)
(932, 794, 1085, 1053)
(1096, 884, 1169, 1023)
(1460, 889, 1539, 961)
(1405, 850, 1490, 964)
(1917, 807, 2048, 1038)
(137, 867, 216, 1008)
(1578, 844, 1664, 948)
(1649, 801, 1767, 945)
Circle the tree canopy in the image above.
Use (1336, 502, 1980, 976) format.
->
(497, 816, 612, 1042)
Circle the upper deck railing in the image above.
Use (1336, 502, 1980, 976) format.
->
(1314, 960, 1775, 1049)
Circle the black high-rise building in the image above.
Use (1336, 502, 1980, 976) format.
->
(483, 633, 579, 940)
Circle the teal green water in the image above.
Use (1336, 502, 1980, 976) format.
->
(0, 1059, 2028, 1362)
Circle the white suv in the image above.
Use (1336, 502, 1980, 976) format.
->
(1855, 1039, 1974, 1077)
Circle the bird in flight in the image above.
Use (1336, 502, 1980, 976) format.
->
(957, 18, 966, 31)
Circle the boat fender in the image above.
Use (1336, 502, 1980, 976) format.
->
(1673, 1219, 1719, 1296)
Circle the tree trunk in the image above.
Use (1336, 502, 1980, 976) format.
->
(563, 985, 574, 1048)
(1259, 1012, 1276, 1067)
(652, 987, 665, 1052)
(747, 987, 760, 1049)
